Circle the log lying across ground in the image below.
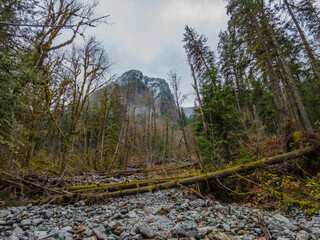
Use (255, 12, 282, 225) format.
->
(64, 174, 196, 193)
(32, 147, 314, 205)
(83, 147, 314, 201)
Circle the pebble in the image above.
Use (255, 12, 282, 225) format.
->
(0, 188, 319, 239)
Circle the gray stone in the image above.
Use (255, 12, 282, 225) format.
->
(175, 224, 188, 236)
(20, 219, 31, 230)
(0, 221, 7, 225)
(273, 213, 290, 223)
(296, 231, 309, 240)
(45, 210, 54, 219)
(0, 210, 10, 218)
(286, 223, 298, 231)
(34, 231, 48, 239)
(8, 236, 19, 240)
(4, 230, 12, 237)
(12, 226, 23, 236)
(10, 207, 18, 214)
(187, 230, 198, 238)
(269, 223, 285, 231)
(48, 228, 59, 238)
(33, 218, 44, 226)
(139, 222, 155, 238)
(276, 237, 290, 240)
(127, 211, 138, 218)
(222, 223, 231, 232)
(37, 224, 49, 231)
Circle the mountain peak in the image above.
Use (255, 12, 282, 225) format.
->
(118, 70, 175, 114)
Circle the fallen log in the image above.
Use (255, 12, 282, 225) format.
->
(106, 162, 199, 177)
(65, 174, 195, 193)
(31, 147, 315, 204)
(83, 147, 314, 201)
(1, 172, 66, 195)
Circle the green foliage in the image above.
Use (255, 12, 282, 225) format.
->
(235, 149, 254, 165)
(194, 76, 243, 165)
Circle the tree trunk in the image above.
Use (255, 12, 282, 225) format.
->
(251, 13, 287, 124)
(284, 0, 320, 81)
(191, 64, 208, 136)
(108, 101, 128, 174)
(263, 12, 312, 131)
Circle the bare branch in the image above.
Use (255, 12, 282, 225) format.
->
(0, 15, 109, 28)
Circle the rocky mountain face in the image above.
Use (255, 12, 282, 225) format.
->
(117, 70, 176, 115)
(182, 107, 194, 119)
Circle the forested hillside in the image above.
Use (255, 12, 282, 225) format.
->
(1, 0, 320, 233)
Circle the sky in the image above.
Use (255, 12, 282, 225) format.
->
(88, 0, 229, 107)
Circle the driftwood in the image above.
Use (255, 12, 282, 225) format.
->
(257, 212, 272, 239)
(32, 147, 314, 204)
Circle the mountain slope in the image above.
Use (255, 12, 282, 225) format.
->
(117, 70, 176, 114)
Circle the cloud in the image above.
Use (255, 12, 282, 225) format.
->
(89, 0, 229, 106)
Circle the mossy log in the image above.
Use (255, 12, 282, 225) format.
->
(105, 162, 199, 177)
(62, 174, 196, 193)
(82, 147, 315, 201)
(31, 147, 315, 204)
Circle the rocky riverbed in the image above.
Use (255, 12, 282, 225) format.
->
(0, 188, 319, 240)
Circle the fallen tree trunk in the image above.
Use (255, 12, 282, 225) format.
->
(0, 172, 66, 195)
(31, 147, 315, 204)
(105, 162, 199, 177)
(83, 147, 314, 201)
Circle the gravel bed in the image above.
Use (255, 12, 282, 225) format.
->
(0, 189, 319, 240)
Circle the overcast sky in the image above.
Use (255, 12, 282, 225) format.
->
(88, 0, 229, 107)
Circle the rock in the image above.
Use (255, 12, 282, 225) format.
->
(208, 232, 238, 240)
(34, 231, 48, 239)
(173, 221, 198, 238)
(187, 230, 197, 238)
(37, 224, 49, 231)
(20, 219, 31, 230)
(48, 227, 59, 238)
(269, 222, 285, 231)
(286, 223, 298, 231)
(127, 211, 138, 218)
(12, 226, 22, 236)
(0, 210, 10, 218)
(8, 236, 19, 240)
(33, 218, 44, 226)
(273, 213, 290, 223)
(276, 237, 290, 240)
(223, 223, 231, 232)
(139, 222, 155, 238)
(296, 231, 309, 240)
(4, 230, 12, 236)
(175, 224, 188, 237)
(0, 221, 7, 225)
